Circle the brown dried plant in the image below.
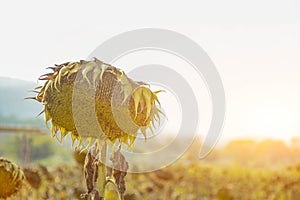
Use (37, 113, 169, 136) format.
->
(29, 58, 164, 199)
(0, 157, 25, 199)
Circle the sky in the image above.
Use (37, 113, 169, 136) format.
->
(0, 0, 300, 143)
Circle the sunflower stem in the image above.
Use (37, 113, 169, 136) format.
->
(97, 142, 107, 198)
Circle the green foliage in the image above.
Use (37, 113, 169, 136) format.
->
(0, 134, 73, 166)
(0, 114, 44, 128)
(31, 136, 55, 162)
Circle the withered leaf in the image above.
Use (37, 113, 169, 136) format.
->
(110, 149, 129, 197)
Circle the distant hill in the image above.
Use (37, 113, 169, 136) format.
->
(0, 76, 44, 127)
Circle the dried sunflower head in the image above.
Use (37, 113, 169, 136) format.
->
(31, 58, 163, 149)
(0, 157, 24, 199)
(23, 168, 42, 189)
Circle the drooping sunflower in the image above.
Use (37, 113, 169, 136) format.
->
(0, 157, 24, 199)
(30, 58, 163, 149)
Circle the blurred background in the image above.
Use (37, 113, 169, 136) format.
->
(1, 0, 300, 199)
